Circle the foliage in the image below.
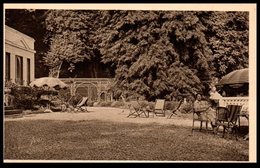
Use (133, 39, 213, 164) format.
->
(110, 101, 125, 108)
(201, 11, 249, 77)
(97, 11, 203, 100)
(164, 101, 177, 110)
(96, 10, 249, 100)
(9, 84, 57, 110)
(138, 100, 149, 108)
(43, 10, 102, 77)
(5, 10, 249, 100)
(87, 100, 95, 107)
(180, 102, 193, 113)
(98, 101, 113, 107)
(57, 88, 71, 104)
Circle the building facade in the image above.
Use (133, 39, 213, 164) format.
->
(4, 25, 36, 86)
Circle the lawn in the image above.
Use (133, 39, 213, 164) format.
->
(4, 119, 249, 161)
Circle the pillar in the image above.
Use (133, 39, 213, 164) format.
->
(23, 57, 27, 86)
(10, 53, 16, 84)
(31, 54, 35, 82)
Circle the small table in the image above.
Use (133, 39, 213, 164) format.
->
(237, 111, 249, 140)
(237, 112, 249, 127)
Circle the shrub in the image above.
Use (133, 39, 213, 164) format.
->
(11, 86, 38, 110)
(111, 101, 125, 108)
(99, 101, 113, 107)
(138, 100, 149, 108)
(165, 101, 175, 110)
(87, 100, 94, 107)
(9, 84, 57, 110)
(57, 88, 71, 103)
(181, 102, 193, 113)
(93, 102, 100, 107)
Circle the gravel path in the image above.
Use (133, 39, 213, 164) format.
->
(4, 107, 194, 127)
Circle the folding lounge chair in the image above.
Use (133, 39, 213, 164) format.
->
(167, 99, 183, 119)
(127, 101, 140, 118)
(127, 100, 148, 118)
(135, 100, 149, 117)
(75, 97, 89, 112)
(216, 105, 242, 140)
(148, 99, 166, 117)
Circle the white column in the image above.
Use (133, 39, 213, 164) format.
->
(23, 56, 28, 86)
(111, 92, 113, 101)
(10, 53, 16, 84)
(31, 54, 35, 82)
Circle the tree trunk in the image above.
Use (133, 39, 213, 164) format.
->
(56, 61, 63, 78)
(89, 63, 97, 78)
(93, 62, 98, 78)
(49, 61, 63, 78)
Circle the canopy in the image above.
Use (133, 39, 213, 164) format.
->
(30, 77, 67, 89)
(217, 68, 249, 86)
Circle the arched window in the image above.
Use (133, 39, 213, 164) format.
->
(15, 55, 23, 85)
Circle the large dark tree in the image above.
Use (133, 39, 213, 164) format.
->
(96, 11, 196, 99)
(96, 10, 248, 100)
(43, 10, 110, 78)
(202, 11, 249, 77)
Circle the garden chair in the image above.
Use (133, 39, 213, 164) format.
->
(74, 97, 89, 112)
(127, 100, 148, 118)
(191, 107, 210, 133)
(147, 99, 166, 117)
(127, 101, 141, 118)
(215, 105, 242, 140)
(167, 99, 184, 119)
(215, 106, 229, 124)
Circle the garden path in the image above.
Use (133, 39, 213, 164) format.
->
(4, 107, 194, 127)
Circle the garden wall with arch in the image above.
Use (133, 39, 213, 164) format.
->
(60, 78, 114, 102)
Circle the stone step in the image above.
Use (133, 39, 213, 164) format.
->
(4, 106, 14, 110)
(5, 109, 23, 115)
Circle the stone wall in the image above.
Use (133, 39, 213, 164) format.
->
(60, 78, 114, 101)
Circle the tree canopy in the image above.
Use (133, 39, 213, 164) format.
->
(96, 10, 248, 100)
(43, 10, 102, 77)
(5, 9, 249, 100)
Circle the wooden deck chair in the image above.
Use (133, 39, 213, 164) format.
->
(135, 100, 149, 118)
(167, 99, 184, 119)
(216, 105, 242, 140)
(75, 97, 89, 112)
(150, 99, 166, 117)
(127, 101, 142, 118)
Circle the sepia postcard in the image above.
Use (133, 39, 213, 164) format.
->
(3, 3, 257, 163)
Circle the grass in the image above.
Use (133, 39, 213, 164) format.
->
(4, 119, 248, 161)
